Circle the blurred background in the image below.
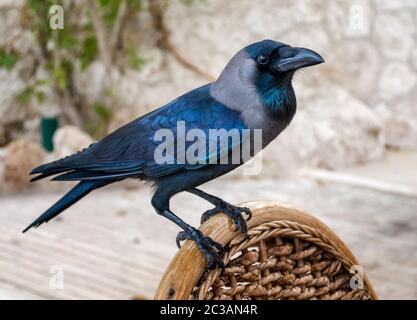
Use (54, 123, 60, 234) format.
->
(0, 0, 416, 299)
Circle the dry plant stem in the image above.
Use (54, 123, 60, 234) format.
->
(148, 0, 216, 82)
(31, 2, 84, 126)
(109, 0, 129, 53)
(87, 1, 112, 70)
(51, 27, 83, 127)
(88, 0, 137, 69)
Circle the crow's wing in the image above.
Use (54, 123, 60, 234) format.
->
(31, 85, 247, 182)
(140, 87, 247, 177)
(30, 120, 148, 182)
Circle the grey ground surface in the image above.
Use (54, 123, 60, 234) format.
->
(1, 169, 416, 299)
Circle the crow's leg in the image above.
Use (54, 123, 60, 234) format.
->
(188, 188, 252, 236)
(152, 193, 224, 269)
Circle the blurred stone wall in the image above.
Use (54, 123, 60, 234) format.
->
(163, 0, 417, 176)
(1, 0, 416, 181)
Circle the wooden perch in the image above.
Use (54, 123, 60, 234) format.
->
(148, 0, 216, 81)
(154, 201, 377, 300)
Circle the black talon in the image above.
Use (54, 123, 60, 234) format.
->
(200, 203, 252, 237)
(176, 231, 189, 249)
(187, 188, 252, 237)
(175, 227, 225, 269)
(205, 235, 225, 253)
(201, 208, 218, 224)
(240, 207, 252, 221)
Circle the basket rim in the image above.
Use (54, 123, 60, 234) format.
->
(154, 200, 377, 300)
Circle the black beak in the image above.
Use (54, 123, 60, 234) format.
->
(275, 47, 324, 72)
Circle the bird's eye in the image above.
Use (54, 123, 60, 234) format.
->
(257, 54, 269, 65)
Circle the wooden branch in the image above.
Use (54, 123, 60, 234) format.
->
(109, 0, 129, 53)
(60, 90, 83, 127)
(164, 39, 216, 81)
(154, 201, 378, 300)
(148, 0, 215, 81)
(87, 1, 111, 70)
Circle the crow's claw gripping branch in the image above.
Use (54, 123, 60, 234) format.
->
(201, 203, 252, 238)
(176, 227, 225, 269)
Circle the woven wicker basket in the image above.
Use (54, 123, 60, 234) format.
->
(155, 201, 377, 300)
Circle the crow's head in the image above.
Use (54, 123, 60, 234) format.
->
(212, 40, 324, 113)
(244, 39, 324, 79)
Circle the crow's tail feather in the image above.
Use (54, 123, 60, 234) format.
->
(22, 181, 104, 233)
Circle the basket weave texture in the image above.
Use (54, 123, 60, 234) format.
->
(154, 201, 377, 300)
(192, 220, 371, 300)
